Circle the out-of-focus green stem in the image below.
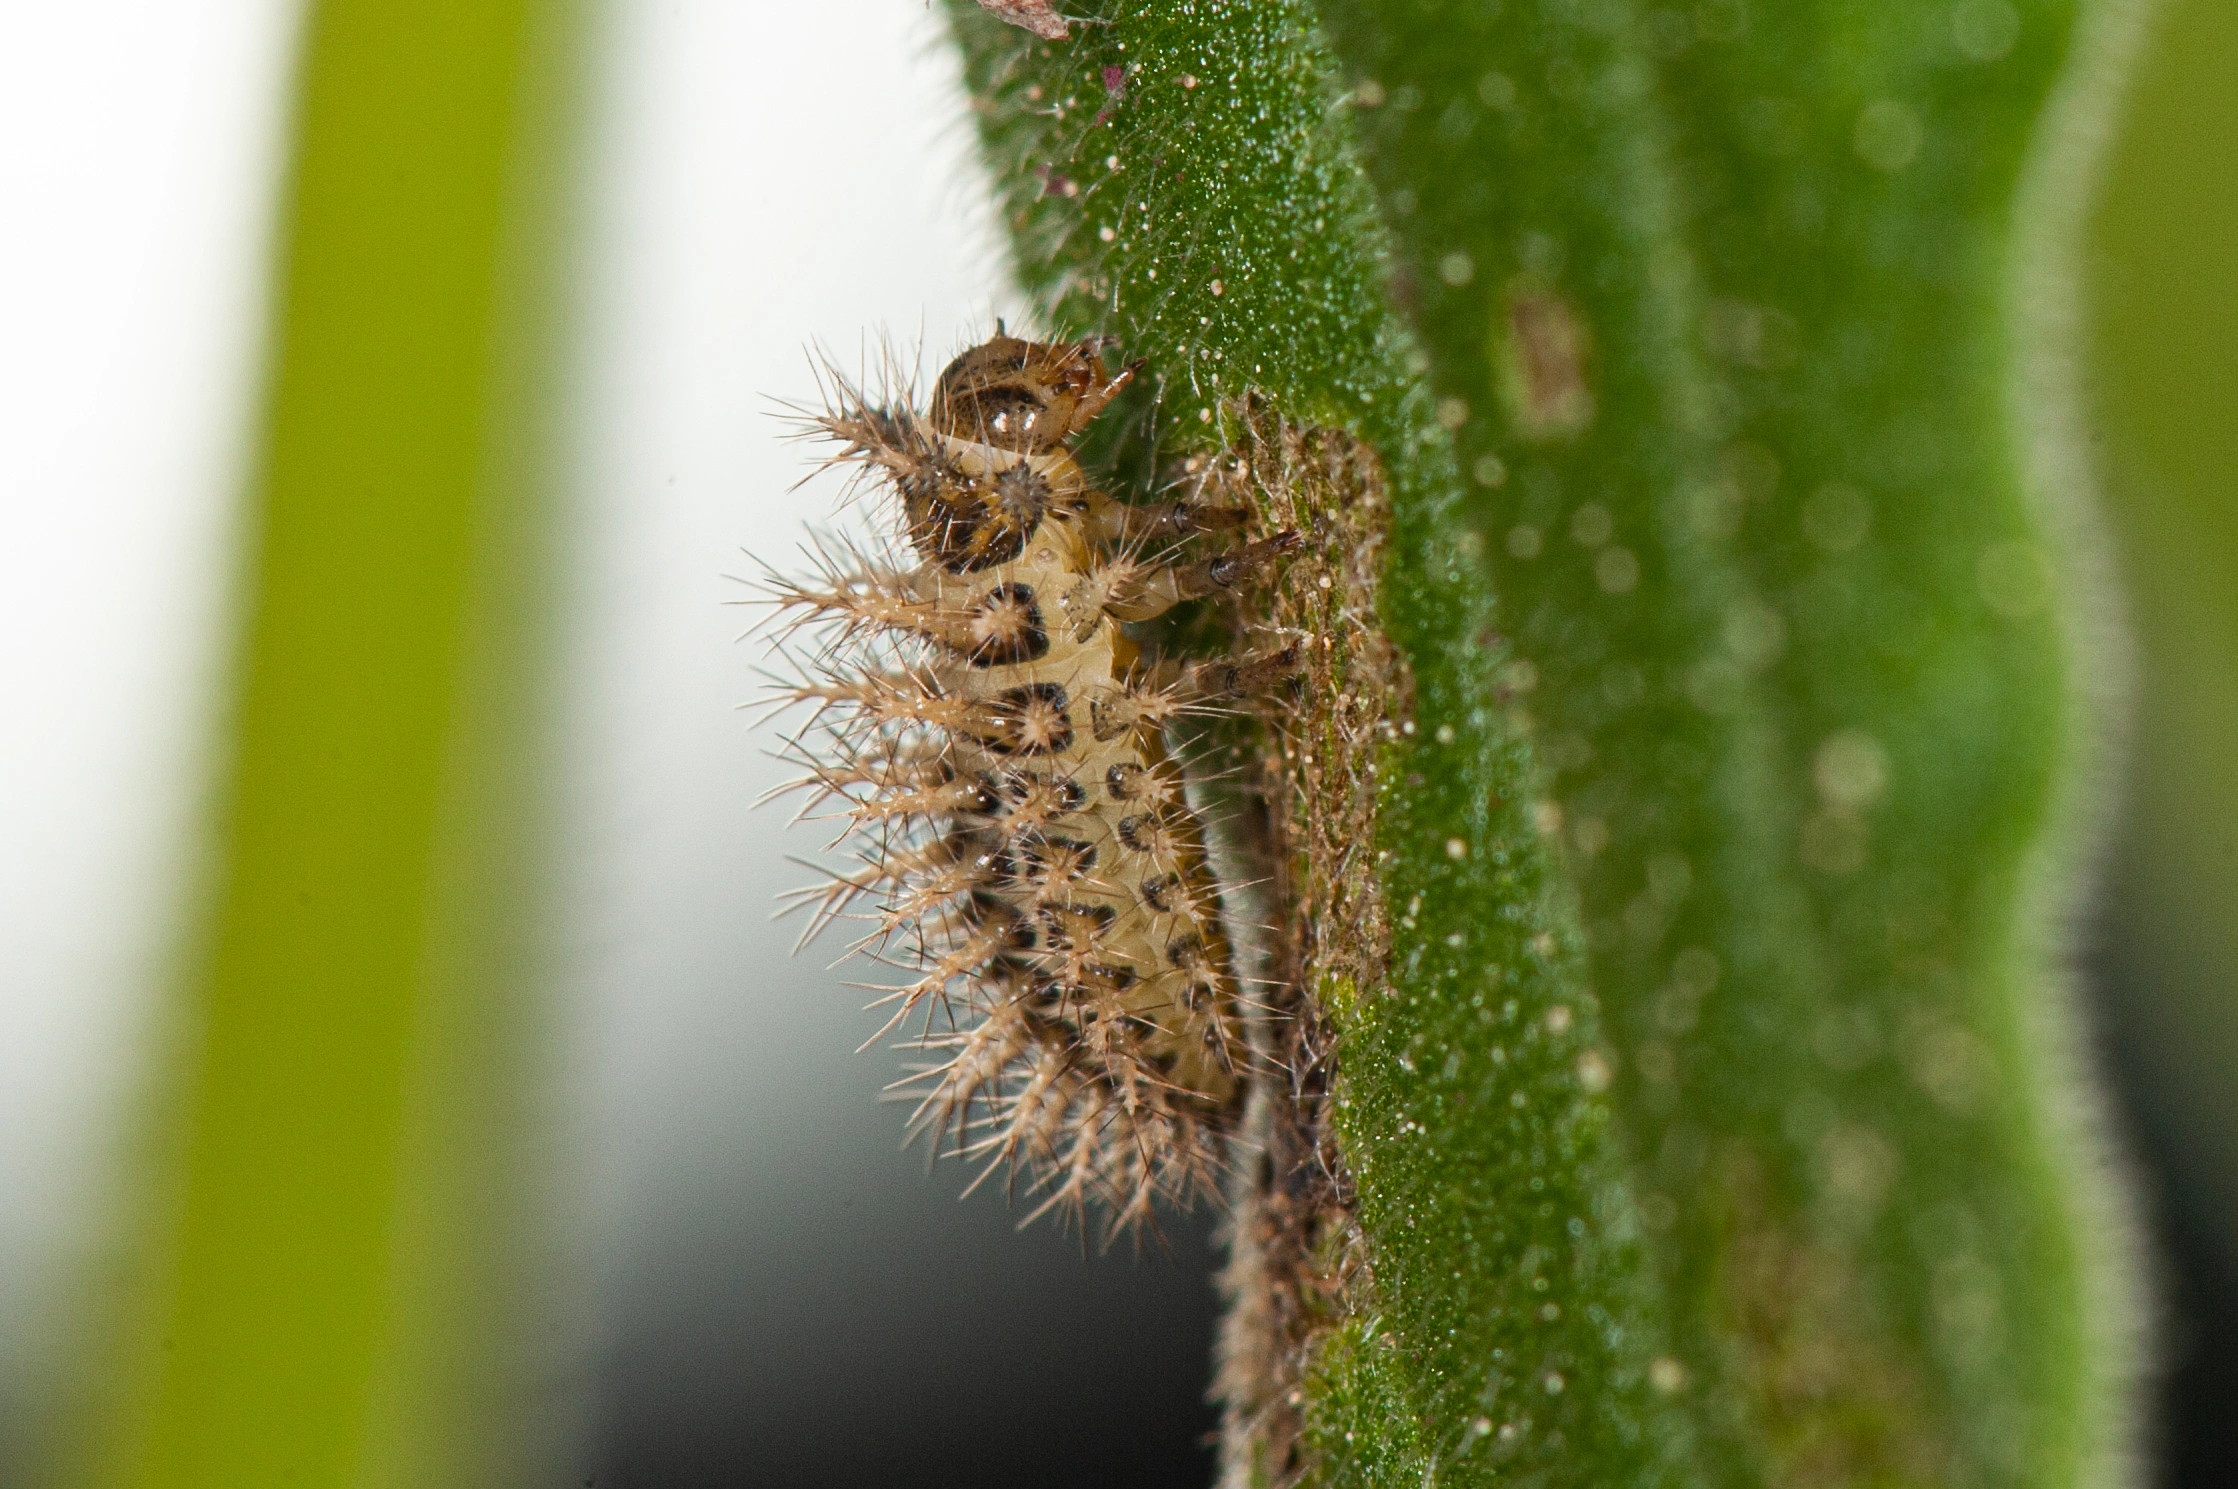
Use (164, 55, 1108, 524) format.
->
(61, 4, 582, 1486)
(1314, 1, 2151, 1485)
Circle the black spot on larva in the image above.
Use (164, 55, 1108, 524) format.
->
(1089, 962, 1140, 994)
(1166, 933, 1208, 970)
(935, 825, 991, 871)
(1117, 809, 1175, 854)
(972, 829, 1021, 888)
(1200, 1018, 1236, 1071)
(986, 955, 1058, 1007)
(1020, 833, 1098, 882)
(974, 682, 1073, 757)
(1115, 1012, 1159, 1042)
(1088, 691, 1146, 742)
(1105, 762, 1146, 800)
(993, 770, 1085, 817)
(940, 768, 1000, 818)
(1140, 874, 1181, 913)
(1040, 900, 1118, 950)
(965, 582, 1050, 668)
(966, 891, 1037, 951)
(898, 457, 1039, 574)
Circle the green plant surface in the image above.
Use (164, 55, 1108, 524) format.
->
(944, 1, 2146, 1486)
(58, 3, 583, 1486)
(947, 3, 1695, 1485)
(1318, 0, 2147, 1486)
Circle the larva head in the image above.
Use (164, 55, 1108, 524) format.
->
(929, 335, 1136, 453)
(895, 334, 1129, 573)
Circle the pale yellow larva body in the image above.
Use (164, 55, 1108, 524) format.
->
(914, 430, 1240, 1110)
(772, 336, 1295, 1231)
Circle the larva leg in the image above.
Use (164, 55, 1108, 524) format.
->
(1138, 642, 1305, 705)
(1055, 353, 1142, 434)
(1085, 642, 1303, 740)
(1077, 488, 1253, 548)
(1099, 531, 1303, 622)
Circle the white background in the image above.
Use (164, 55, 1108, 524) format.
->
(0, 0, 1022, 1457)
(0, 0, 303, 1423)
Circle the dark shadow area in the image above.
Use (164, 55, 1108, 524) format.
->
(2089, 926, 2238, 1489)
(589, 1176, 1223, 1489)
(2149, 1197, 2238, 1489)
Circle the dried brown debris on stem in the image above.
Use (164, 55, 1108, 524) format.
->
(1189, 403, 1400, 1488)
(977, 1, 1071, 43)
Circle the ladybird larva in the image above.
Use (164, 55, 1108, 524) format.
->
(767, 334, 1301, 1234)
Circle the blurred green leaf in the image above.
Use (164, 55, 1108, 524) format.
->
(60, 3, 583, 1485)
(2088, 0, 2238, 1275)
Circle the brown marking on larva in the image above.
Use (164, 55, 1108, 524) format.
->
(963, 891, 1038, 952)
(1039, 899, 1118, 949)
(989, 769, 1088, 832)
(773, 336, 1296, 1239)
(1165, 932, 1215, 973)
(1015, 832, 1098, 887)
(964, 582, 1051, 667)
(1499, 277, 1596, 441)
(908, 461, 1048, 573)
(1086, 962, 1141, 997)
(970, 682, 1075, 757)
(1115, 808, 1183, 862)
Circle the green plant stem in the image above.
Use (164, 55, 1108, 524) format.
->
(949, 4, 1694, 1485)
(951, 0, 2149, 1483)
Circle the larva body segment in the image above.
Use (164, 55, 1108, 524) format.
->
(771, 335, 1296, 1232)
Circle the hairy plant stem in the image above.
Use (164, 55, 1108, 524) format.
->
(942, 1, 2149, 1485)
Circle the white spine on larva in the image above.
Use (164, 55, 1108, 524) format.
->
(765, 336, 1290, 1237)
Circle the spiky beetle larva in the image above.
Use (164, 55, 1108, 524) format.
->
(769, 335, 1301, 1234)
